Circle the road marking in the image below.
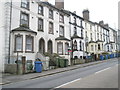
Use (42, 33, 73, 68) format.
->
(95, 67, 111, 74)
(54, 78, 81, 89)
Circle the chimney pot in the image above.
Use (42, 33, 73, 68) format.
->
(55, 0, 64, 9)
(82, 9, 89, 20)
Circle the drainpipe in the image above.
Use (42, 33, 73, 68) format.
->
(8, 0, 12, 64)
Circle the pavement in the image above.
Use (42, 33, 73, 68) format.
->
(1, 58, 119, 86)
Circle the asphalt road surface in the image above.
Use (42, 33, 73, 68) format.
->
(2, 58, 119, 89)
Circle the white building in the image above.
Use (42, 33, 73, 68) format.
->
(1, 0, 71, 72)
(69, 11, 85, 59)
(109, 27, 117, 53)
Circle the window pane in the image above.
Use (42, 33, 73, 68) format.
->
(74, 40, 77, 50)
(38, 5, 43, 15)
(58, 43, 63, 54)
(38, 18, 43, 31)
(59, 26, 64, 36)
(16, 36, 22, 51)
(80, 41, 82, 51)
(49, 9, 53, 19)
(26, 36, 33, 51)
(60, 14, 64, 23)
(49, 22, 53, 34)
(65, 43, 69, 54)
(21, 0, 29, 9)
(91, 45, 93, 51)
(21, 13, 29, 27)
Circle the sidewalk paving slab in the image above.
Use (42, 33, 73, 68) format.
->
(1, 58, 118, 85)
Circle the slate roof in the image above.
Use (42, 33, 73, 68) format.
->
(11, 26, 37, 34)
(55, 37, 70, 41)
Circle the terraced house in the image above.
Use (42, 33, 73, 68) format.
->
(0, 0, 71, 72)
(0, 0, 118, 72)
(69, 11, 85, 59)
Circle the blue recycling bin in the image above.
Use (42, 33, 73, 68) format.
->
(106, 55, 108, 60)
(109, 54, 112, 58)
(100, 55, 104, 60)
(35, 61, 42, 73)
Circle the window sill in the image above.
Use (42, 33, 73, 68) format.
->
(25, 51, 34, 53)
(73, 49, 78, 51)
(59, 21, 64, 24)
(49, 17, 54, 20)
(38, 29, 44, 32)
(58, 53, 63, 55)
(14, 51, 23, 53)
(38, 13, 44, 16)
(49, 33, 54, 35)
(65, 54, 69, 55)
(21, 7, 30, 11)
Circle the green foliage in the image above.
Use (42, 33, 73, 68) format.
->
(44, 52, 61, 61)
(27, 64, 33, 70)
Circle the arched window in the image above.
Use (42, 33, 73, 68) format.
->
(98, 44, 100, 50)
(80, 41, 82, 51)
(73, 40, 77, 50)
(39, 38, 45, 54)
(48, 40, 53, 54)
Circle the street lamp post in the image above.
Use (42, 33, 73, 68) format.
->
(85, 37, 88, 58)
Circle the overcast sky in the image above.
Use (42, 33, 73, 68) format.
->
(49, 0, 119, 29)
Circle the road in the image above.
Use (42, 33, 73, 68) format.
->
(2, 58, 119, 89)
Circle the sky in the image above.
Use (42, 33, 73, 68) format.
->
(48, 0, 119, 29)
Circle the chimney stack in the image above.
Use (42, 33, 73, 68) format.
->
(82, 9, 89, 20)
(99, 20, 104, 26)
(104, 24, 109, 29)
(55, 0, 64, 9)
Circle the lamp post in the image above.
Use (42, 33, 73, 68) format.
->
(85, 37, 88, 58)
(16, 51, 19, 74)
